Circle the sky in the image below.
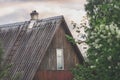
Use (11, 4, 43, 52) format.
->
(0, 0, 86, 25)
(0, 0, 87, 58)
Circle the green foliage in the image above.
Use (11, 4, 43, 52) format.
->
(72, 64, 95, 80)
(85, 0, 120, 27)
(0, 43, 3, 65)
(73, 0, 120, 80)
(65, 34, 76, 44)
(0, 43, 20, 80)
(0, 43, 11, 80)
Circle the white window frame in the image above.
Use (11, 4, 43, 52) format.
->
(56, 48, 64, 70)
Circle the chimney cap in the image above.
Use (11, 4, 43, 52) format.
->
(30, 10, 39, 20)
(30, 10, 39, 16)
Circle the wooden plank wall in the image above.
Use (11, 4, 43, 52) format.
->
(38, 25, 80, 70)
(33, 70, 73, 80)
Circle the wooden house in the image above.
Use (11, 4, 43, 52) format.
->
(0, 11, 84, 80)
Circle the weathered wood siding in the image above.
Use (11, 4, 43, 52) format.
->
(38, 25, 80, 70)
(33, 70, 73, 80)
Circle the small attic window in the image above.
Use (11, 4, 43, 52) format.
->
(56, 49, 64, 70)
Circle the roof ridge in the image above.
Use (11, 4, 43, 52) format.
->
(0, 22, 25, 28)
(0, 15, 64, 28)
(38, 15, 63, 22)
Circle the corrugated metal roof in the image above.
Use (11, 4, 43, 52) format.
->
(0, 16, 63, 80)
(0, 15, 84, 80)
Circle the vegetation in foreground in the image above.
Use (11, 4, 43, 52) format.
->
(72, 0, 120, 80)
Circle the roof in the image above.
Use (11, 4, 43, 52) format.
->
(0, 16, 84, 80)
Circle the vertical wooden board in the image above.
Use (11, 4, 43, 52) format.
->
(34, 70, 73, 80)
(39, 25, 80, 70)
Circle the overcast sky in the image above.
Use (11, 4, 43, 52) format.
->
(0, 0, 86, 25)
(0, 0, 88, 57)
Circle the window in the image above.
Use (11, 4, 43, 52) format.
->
(56, 49, 64, 70)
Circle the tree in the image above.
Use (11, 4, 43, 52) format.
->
(0, 43, 20, 80)
(0, 43, 10, 80)
(72, 0, 120, 80)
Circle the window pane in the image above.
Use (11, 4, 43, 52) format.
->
(56, 49, 64, 70)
